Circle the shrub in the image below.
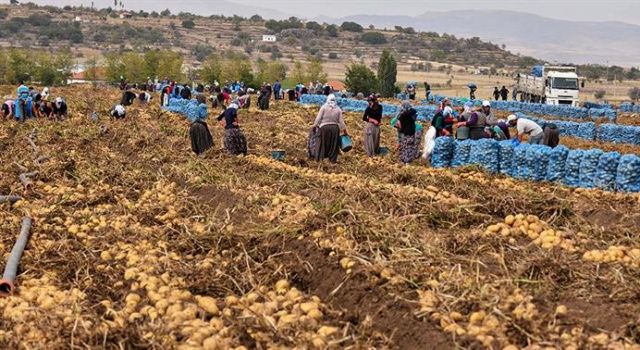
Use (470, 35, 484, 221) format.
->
(359, 32, 387, 45)
(182, 19, 195, 29)
(340, 21, 363, 33)
(345, 62, 377, 95)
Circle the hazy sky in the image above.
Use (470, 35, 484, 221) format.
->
(14, 0, 640, 25)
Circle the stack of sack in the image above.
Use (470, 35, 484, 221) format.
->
(594, 152, 621, 191)
(451, 139, 472, 168)
(578, 149, 604, 188)
(468, 139, 500, 173)
(616, 155, 640, 192)
(431, 137, 454, 168)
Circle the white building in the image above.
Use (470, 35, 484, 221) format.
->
(262, 35, 277, 42)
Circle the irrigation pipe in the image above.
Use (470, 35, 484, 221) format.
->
(0, 217, 33, 297)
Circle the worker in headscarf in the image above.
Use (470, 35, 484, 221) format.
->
(394, 101, 418, 165)
(217, 99, 247, 156)
(138, 91, 152, 104)
(362, 95, 382, 157)
(52, 97, 68, 120)
(311, 94, 347, 163)
(2, 98, 14, 119)
(258, 84, 271, 110)
(543, 123, 560, 148)
(481, 100, 498, 126)
(38, 101, 53, 119)
(41, 87, 50, 101)
(189, 94, 214, 156)
(121, 89, 137, 106)
(110, 104, 126, 119)
(432, 106, 454, 137)
(458, 101, 489, 140)
(14, 85, 34, 122)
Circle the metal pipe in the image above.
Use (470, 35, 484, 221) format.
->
(0, 195, 21, 204)
(0, 217, 33, 297)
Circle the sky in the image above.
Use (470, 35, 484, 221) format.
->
(13, 0, 640, 25)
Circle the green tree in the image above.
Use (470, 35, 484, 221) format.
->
(291, 60, 305, 84)
(344, 62, 377, 95)
(7, 49, 34, 84)
(104, 52, 125, 83)
(306, 57, 327, 82)
(325, 24, 338, 37)
(359, 32, 387, 45)
(182, 19, 195, 29)
(340, 21, 363, 33)
(122, 52, 146, 83)
(84, 56, 98, 86)
(143, 50, 161, 79)
(200, 54, 222, 85)
(156, 51, 184, 81)
(377, 49, 397, 98)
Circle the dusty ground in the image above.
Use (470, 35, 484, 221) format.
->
(0, 86, 639, 349)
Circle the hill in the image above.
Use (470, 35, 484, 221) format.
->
(319, 10, 640, 67)
(0, 4, 540, 72)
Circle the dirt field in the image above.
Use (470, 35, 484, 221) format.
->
(1, 86, 639, 349)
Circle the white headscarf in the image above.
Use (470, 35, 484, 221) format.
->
(325, 94, 337, 108)
(443, 106, 453, 117)
(463, 102, 473, 114)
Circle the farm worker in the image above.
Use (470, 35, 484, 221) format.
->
(507, 114, 544, 144)
(457, 103, 488, 140)
(160, 85, 171, 107)
(189, 94, 214, 156)
(500, 86, 509, 101)
(394, 101, 418, 165)
(311, 94, 347, 163)
(52, 97, 68, 120)
(414, 119, 424, 157)
(217, 99, 248, 156)
(110, 104, 126, 119)
(455, 102, 473, 140)
(138, 91, 152, 104)
(543, 124, 560, 148)
(493, 87, 500, 101)
(273, 80, 282, 100)
(468, 84, 477, 100)
(323, 83, 332, 96)
(14, 85, 34, 122)
(120, 89, 137, 106)
(406, 83, 416, 100)
(180, 84, 192, 100)
(41, 87, 50, 101)
(2, 99, 14, 119)
(37, 101, 53, 119)
(432, 106, 453, 137)
(480, 100, 498, 126)
(490, 119, 510, 141)
(237, 91, 251, 109)
(258, 84, 271, 110)
(424, 82, 431, 100)
(362, 95, 382, 157)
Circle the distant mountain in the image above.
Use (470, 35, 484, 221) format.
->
(316, 11, 640, 66)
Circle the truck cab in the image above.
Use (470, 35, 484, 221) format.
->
(544, 68, 580, 107)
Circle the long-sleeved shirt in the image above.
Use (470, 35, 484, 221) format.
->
(362, 106, 382, 124)
(217, 107, 239, 129)
(313, 104, 346, 130)
(496, 122, 511, 139)
(485, 111, 498, 126)
(397, 108, 417, 136)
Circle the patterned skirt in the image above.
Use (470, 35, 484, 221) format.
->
(399, 134, 417, 164)
(224, 128, 248, 155)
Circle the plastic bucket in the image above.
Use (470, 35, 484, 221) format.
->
(271, 150, 286, 161)
(340, 135, 353, 152)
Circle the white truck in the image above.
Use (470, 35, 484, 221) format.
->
(515, 65, 581, 107)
